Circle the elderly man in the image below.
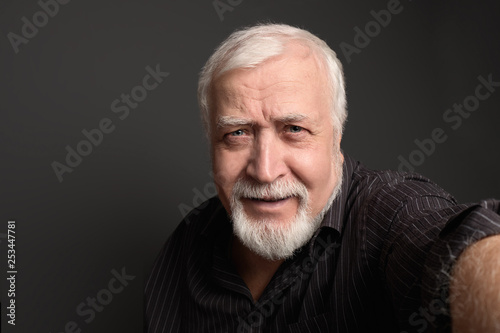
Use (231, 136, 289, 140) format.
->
(145, 24, 500, 332)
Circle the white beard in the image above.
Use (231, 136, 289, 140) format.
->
(229, 158, 343, 261)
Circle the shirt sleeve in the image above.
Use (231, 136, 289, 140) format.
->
(421, 199, 500, 332)
(364, 174, 500, 332)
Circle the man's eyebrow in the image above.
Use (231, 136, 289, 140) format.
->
(217, 116, 255, 128)
(216, 114, 310, 128)
(275, 114, 308, 123)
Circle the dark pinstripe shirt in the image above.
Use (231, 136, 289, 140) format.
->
(145, 154, 500, 332)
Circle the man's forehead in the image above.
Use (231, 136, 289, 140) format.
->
(214, 79, 307, 108)
(208, 43, 331, 129)
(213, 64, 327, 110)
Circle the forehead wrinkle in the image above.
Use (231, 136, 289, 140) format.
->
(237, 82, 307, 103)
(240, 79, 306, 92)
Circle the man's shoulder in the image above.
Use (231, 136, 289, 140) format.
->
(341, 154, 459, 227)
(154, 196, 226, 262)
(347, 156, 456, 205)
(170, 195, 226, 241)
(182, 195, 225, 227)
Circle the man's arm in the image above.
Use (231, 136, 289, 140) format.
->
(450, 234, 500, 332)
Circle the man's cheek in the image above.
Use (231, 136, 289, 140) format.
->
(213, 179, 229, 200)
(213, 172, 236, 213)
(213, 169, 234, 198)
(214, 150, 244, 175)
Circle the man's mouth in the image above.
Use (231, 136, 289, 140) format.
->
(239, 195, 298, 215)
(248, 196, 293, 202)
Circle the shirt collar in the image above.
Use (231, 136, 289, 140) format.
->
(318, 152, 358, 233)
(200, 198, 228, 237)
(307, 153, 359, 253)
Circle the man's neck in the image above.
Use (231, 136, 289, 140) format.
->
(231, 237, 284, 302)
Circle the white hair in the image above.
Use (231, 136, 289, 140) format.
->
(198, 23, 347, 139)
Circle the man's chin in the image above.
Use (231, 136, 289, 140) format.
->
(240, 214, 297, 229)
(231, 207, 318, 261)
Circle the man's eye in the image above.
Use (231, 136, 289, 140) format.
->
(230, 129, 245, 136)
(288, 125, 303, 133)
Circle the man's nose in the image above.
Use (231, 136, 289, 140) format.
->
(245, 132, 288, 184)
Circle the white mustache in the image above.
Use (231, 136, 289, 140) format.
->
(231, 178, 309, 204)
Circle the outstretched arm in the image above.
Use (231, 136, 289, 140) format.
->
(450, 234, 500, 332)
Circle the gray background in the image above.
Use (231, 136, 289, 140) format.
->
(1, 0, 499, 331)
